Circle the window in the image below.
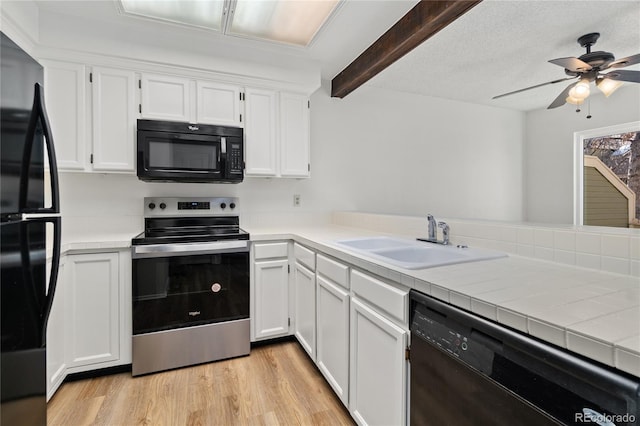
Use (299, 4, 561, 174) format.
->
(574, 122, 640, 227)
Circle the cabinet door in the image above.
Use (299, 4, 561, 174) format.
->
(254, 258, 290, 340)
(294, 262, 316, 360)
(244, 88, 278, 176)
(46, 258, 66, 400)
(350, 298, 407, 426)
(196, 81, 242, 127)
(91, 67, 136, 172)
(140, 73, 191, 122)
(279, 92, 310, 177)
(66, 252, 120, 368)
(43, 60, 86, 170)
(317, 275, 350, 406)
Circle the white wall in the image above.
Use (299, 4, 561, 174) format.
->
(60, 80, 526, 241)
(524, 85, 640, 224)
(308, 81, 525, 221)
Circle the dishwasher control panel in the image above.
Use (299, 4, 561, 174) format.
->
(411, 309, 469, 357)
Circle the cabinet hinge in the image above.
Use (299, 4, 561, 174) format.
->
(90, 154, 94, 164)
(138, 79, 141, 89)
(405, 346, 411, 361)
(89, 72, 93, 83)
(240, 114, 242, 123)
(139, 104, 142, 114)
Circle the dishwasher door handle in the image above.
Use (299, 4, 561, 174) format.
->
(132, 240, 249, 258)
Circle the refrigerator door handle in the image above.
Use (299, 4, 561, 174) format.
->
(40, 216, 61, 347)
(19, 83, 60, 215)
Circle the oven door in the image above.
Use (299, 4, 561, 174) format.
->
(132, 240, 249, 335)
(137, 130, 223, 181)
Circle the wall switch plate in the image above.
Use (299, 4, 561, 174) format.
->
(293, 194, 301, 207)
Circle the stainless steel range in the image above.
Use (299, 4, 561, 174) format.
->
(131, 197, 249, 376)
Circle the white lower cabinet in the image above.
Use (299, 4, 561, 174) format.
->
(251, 243, 410, 425)
(294, 261, 316, 360)
(350, 297, 408, 426)
(252, 241, 291, 341)
(316, 274, 350, 406)
(46, 249, 132, 400)
(66, 252, 120, 367)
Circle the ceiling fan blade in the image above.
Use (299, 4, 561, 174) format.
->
(547, 82, 578, 109)
(603, 69, 640, 83)
(492, 77, 577, 100)
(548, 57, 592, 72)
(606, 53, 640, 69)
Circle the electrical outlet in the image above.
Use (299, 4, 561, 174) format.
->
(293, 194, 301, 207)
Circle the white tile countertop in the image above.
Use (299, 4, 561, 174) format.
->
(57, 222, 639, 377)
(247, 224, 640, 378)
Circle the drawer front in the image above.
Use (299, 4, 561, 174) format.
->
(294, 243, 316, 271)
(253, 242, 288, 260)
(317, 254, 349, 289)
(350, 270, 408, 325)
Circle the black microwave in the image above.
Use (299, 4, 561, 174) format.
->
(136, 119, 244, 183)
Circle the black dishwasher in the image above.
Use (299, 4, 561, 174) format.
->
(409, 289, 640, 426)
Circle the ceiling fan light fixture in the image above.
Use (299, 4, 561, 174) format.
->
(569, 79, 591, 100)
(596, 77, 624, 97)
(565, 95, 583, 105)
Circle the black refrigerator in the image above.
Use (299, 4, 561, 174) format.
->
(1, 32, 61, 425)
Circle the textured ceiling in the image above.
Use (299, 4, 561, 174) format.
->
(33, 0, 640, 111)
(366, 0, 640, 111)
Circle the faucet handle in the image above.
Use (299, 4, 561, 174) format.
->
(438, 221, 450, 245)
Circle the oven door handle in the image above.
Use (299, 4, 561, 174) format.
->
(132, 240, 249, 259)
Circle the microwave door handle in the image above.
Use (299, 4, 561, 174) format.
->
(219, 137, 226, 165)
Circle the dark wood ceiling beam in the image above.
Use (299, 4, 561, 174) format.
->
(331, 0, 482, 98)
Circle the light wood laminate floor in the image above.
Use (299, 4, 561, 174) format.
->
(47, 340, 354, 425)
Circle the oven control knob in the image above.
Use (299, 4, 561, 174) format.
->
(220, 203, 227, 209)
(229, 203, 236, 209)
(159, 202, 166, 210)
(148, 202, 156, 210)
(211, 283, 222, 293)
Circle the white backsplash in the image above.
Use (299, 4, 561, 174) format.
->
(332, 211, 640, 278)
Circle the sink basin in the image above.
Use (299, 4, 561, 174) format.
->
(335, 237, 506, 269)
(335, 237, 415, 251)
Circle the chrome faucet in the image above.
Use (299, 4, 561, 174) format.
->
(427, 214, 437, 242)
(438, 222, 450, 245)
(418, 214, 450, 245)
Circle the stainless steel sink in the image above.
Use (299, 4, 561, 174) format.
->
(335, 237, 506, 269)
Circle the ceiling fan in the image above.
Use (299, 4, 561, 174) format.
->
(493, 33, 640, 109)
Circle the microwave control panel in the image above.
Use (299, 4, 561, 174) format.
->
(228, 141, 243, 174)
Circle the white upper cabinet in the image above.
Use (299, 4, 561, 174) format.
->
(91, 67, 136, 172)
(196, 81, 242, 127)
(43, 60, 86, 171)
(279, 92, 310, 178)
(140, 73, 191, 122)
(244, 88, 278, 176)
(244, 90, 310, 178)
(140, 73, 243, 127)
(43, 61, 137, 173)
